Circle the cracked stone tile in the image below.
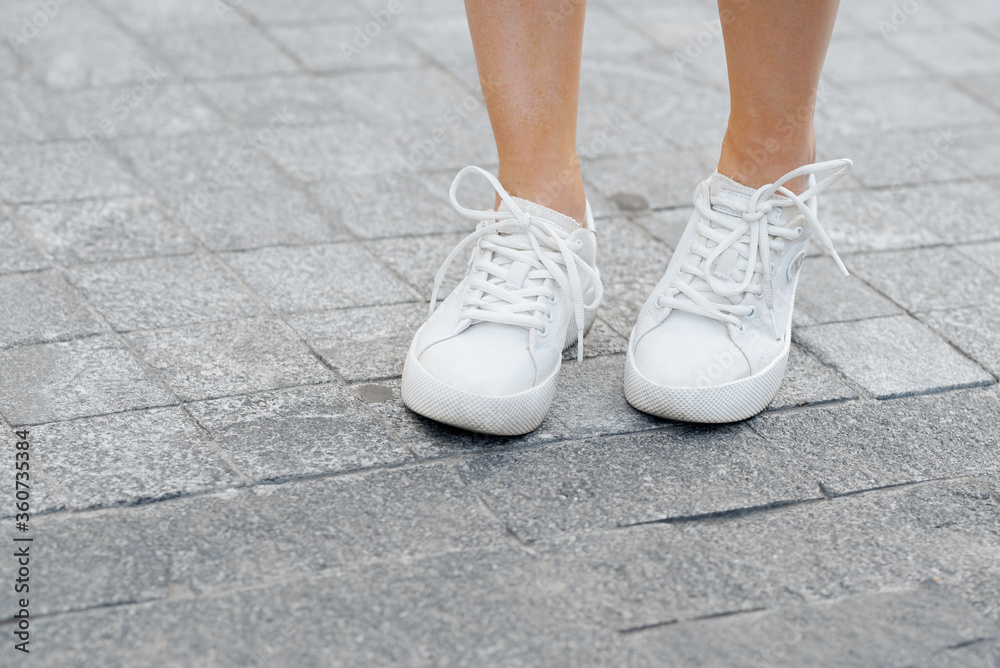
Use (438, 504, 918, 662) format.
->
(0, 335, 174, 426)
(288, 302, 426, 382)
(264, 123, 403, 183)
(794, 315, 992, 398)
(125, 317, 331, 401)
(29, 406, 240, 510)
(67, 254, 263, 331)
(458, 424, 819, 542)
(751, 388, 1000, 495)
(13, 197, 199, 266)
(0, 271, 106, 347)
(186, 383, 412, 482)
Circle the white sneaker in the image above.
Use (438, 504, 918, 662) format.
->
(402, 166, 603, 435)
(624, 159, 853, 423)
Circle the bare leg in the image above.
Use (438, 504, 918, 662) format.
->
(465, 0, 587, 223)
(716, 0, 840, 194)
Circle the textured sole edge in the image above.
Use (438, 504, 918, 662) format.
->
(401, 344, 559, 436)
(401, 309, 598, 436)
(623, 337, 790, 424)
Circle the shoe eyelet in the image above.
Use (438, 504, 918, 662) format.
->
(547, 295, 557, 304)
(539, 325, 549, 337)
(794, 226, 804, 238)
(544, 311, 553, 322)
(654, 295, 664, 308)
(736, 323, 747, 334)
(748, 306, 757, 318)
(768, 262, 775, 273)
(676, 266, 684, 275)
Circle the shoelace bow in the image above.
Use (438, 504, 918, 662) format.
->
(429, 166, 603, 362)
(659, 159, 853, 338)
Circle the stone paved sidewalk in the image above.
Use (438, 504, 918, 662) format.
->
(1, 0, 999, 665)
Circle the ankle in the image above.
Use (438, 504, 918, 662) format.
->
(496, 156, 587, 225)
(717, 125, 817, 194)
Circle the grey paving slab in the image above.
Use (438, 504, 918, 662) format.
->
(239, 0, 365, 24)
(368, 380, 574, 459)
(590, 217, 674, 337)
(550, 354, 664, 439)
(197, 75, 361, 127)
(288, 302, 426, 382)
(51, 83, 227, 140)
(940, 124, 1000, 179)
(0, 335, 174, 426)
(847, 247, 1000, 312)
(751, 388, 1000, 495)
(0, 141, 138, 203)
(820, 186, 946, 253)
(0, 271, 105, 347)
(270, 23, 421, 72)
(145, 26, 300, 80)
(625, 586, 998, 668)
(264, 123, 404, 182)
(628, 206, 688, 247)
(334, 69, 498, 172)
(67, 254, 262, 331)
(920, 307, 1000, 377)
(362, 232, 466, 301)
(394, 14, 474, 72)
(822, 32, 927, 84)
(0, 507, 168, 618)
(768, 343, 858, 410)
(459, 424, 820, 542)
(22, 463, 506, 615)
(125, 317, 331, 401)
(819, 127, 974, 188)
(186, 383, 412, 482)
(880, 179, 1000, 245)
(957, 240, 1000, 275)
(892, 26, 1000, 77)
(0, 79, 60, 142)
(98, 0, 250, 33)
(584, 148, 715, 211)
(12, 197, 199, 265)
(528, 478, 1000, 631)
(115, 134, 349, 251)
(310, 170, 472, 240)
(0, 45, 20, 80)
(561, 316, 630, 360)
(8, 4, 167, 89)
(0, 218, 48, 274)
(794, 315, 993, 398)
(30, 406, 240, 510)
(28, 545, 617, 668)
(794, 255, 904, 326)
(958, 72, 1000, 112)
(815, 80, 998, 137)
(223, 243, 415, 314)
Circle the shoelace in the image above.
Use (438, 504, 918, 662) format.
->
(429, 166, 603, 362)
(658, 159, 853, 338)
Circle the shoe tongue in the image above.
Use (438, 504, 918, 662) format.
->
(498, 197, 579, 235)
(708, 172, 756, 217)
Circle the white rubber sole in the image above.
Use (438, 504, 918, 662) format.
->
(401, 310, 596, 436)
(623, 338, 789, 424)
